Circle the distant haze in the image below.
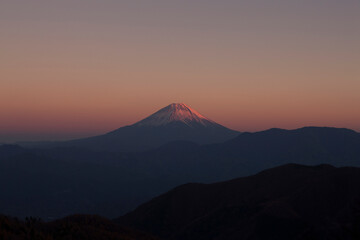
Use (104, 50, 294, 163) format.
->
(1, 0, 359, 142)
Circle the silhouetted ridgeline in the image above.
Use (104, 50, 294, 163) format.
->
(1, 127, 360, 219)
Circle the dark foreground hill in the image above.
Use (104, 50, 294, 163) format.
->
(118, 164, 360, 240)
(0, 214, 157, 240)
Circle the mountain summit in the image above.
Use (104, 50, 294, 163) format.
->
(53, 103, 240, 152)
(135, 103, 215, 127)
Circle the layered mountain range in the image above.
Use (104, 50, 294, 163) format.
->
(1, 125, 360, 219)
(2, 164, 360, 240)
(2, 103, 360, 239)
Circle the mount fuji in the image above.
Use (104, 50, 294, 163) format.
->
(57, 103, 240, 152)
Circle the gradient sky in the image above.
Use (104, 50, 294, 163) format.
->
(1, 0, 360, 142)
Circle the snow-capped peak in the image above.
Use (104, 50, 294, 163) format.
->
(134, 103, 216, 127)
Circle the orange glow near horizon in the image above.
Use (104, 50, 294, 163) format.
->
(1, 1, 359, 142)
